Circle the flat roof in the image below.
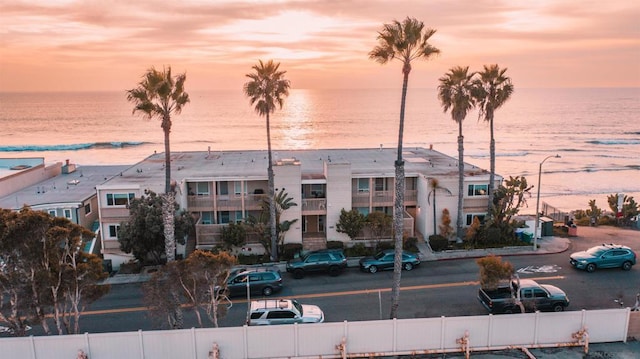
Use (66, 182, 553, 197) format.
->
(100, 147, 491, 192)
(0, 165, 130, 210)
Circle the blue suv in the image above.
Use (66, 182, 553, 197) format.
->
(569, 244, 637, 273)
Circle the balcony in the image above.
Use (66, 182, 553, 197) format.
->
(195, 223, 263, 249)
(187, 193, 267, 212)
(301, 198, 326, 214)
(372, 190, 393, 207)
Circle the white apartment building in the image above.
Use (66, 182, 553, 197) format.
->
(96, 147, 500, 270)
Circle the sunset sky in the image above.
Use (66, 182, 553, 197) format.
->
(1, 0, 638, 92)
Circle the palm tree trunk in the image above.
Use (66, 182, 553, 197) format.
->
(163, 192, 176, 262)
(456, 121, 464, 242)
(390, 71, 409, 319)
(432, 189, 437, 236)
(266, 113, 278, 262)
(487, 117, 495, 215)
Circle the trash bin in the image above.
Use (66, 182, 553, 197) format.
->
(521, 232, 533, 243)
(568, 226, 577, 237)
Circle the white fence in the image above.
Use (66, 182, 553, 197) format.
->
(1, 308, 630, 359)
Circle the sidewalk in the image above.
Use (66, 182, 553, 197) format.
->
(101, 236, 570, 285)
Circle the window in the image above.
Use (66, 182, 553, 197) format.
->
(108, 224, 120, 238)
(468, 184, 488, 197)
(63, 209, 72, 219)
(84, 203, 91, 215)
(219, 211, 230, 224)
(375, 178, 386, 191)
(466, 213, 486, 226)
(357, 179, 369, 193)
(234, 211, 243, 223)
(196, 182, 209, 195)
(201, 212, 213, 225)
(356, 207, 369, 216)
(218, 181, 229, 195)
(48, 209, 57, 216)
(234, 181, 245, 195)
(106, 193, 135, 206)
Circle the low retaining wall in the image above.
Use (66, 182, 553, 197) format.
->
(0, 308, 631, 359)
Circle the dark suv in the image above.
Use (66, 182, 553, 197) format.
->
(286, 249, 347, 279)
(225, 267, 283, 297)
(569, 243, 637, 272)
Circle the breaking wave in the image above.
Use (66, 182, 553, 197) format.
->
(586, 139, 640, 145)
(0, 142, 148, 152)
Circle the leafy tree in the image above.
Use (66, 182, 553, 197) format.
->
(245, 189, 298, 259)
(336, 209, 366, 240)
(244, 60, 291, 262)
(438, 66, 476, 242)
(438, 208, 454, 240)
(369, 16, 440, 319)
(473, 65, 514, 215)
(0, 207, 108, 336)
(220, 222, 247, 250)
(586, 199, 602, 225)
(485, 176, 533, 241)
(143, 250, 236, 329)
(427, 178, 452, 236)
(127, 66, 190, 263)
(366, 211, 393, 240)
(476, 255, 513, 290)
(607, 193, 639, 226)
(118, 190, 194, 265)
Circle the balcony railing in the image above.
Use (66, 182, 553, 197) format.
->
(195, 223, 263, 248)
(187, 194, 267, 211)
(301, 198, 326, 213)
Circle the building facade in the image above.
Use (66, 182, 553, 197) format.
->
(96, 148, 500, 270)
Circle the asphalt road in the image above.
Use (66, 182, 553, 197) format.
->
(16, 226, 640, 335)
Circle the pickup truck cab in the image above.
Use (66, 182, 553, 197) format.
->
(478, 279, 570, 314)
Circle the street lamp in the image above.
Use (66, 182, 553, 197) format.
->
(534, 154, 561, 250)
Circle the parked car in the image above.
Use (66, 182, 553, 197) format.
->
(359, 249, 420, 273)
(478, 279, 570, 314)
(569, 243, 637, 272)
(286, 249, 347, 279)
(225, 268, 283, 297)
(248, 299, 324, 326)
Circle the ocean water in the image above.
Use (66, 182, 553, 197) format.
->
(1, 88, 639, 212)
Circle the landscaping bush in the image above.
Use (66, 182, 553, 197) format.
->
(375, 241, 394, 252)
(403, 236, 419, 252)
(326, 240, 345, 250)
(429, 234, 449, 252)
(345, 243, 371, 257)
(237, 253, 268, 265)
(281, 243, 303, 260)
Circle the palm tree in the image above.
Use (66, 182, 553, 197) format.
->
(369, 17, 440, 319)
(243, 60, 291, 262)
(438, 66, 476, 242)
(127, 66, 190, 263)
(473, 64, 514, 216)
(427, 178, 452, 236)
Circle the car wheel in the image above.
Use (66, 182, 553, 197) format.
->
(328, 266, 340, 277)
(553, 304, 565, 312)
(262, 287, 273, 296)
(622, 261, 633, 271)
(368, 265, 378, 274)
(504, 307, 519, 314)
(293, 269, 305, 279)
(403, 263, 414, 271)
(586, 263, 596, 273)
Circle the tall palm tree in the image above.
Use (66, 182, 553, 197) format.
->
(243, 60, 291, 262)
(473, 64, 514, 216)
(427, 178, 452, 236)
(127, 66, 190, 263)
(438, 66, 476, 242)
(369, 16, 440, 319)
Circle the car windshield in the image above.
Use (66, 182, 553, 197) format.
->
(586, 247, 607, 256)
(292, 299, 303, 316)
(374, 252, 386, 260)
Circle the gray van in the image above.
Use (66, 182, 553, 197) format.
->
(226, 268, 283, 297)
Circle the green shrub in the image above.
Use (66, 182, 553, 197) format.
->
(281, 243, 303, 260)
(345, 243, 371, 257)
(403, 237, 418, 252)
(375, 241, 394, 252)
(237, 253, 267, 265)
(429, 234, 449, 252)
(327, 240, 344, 249)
